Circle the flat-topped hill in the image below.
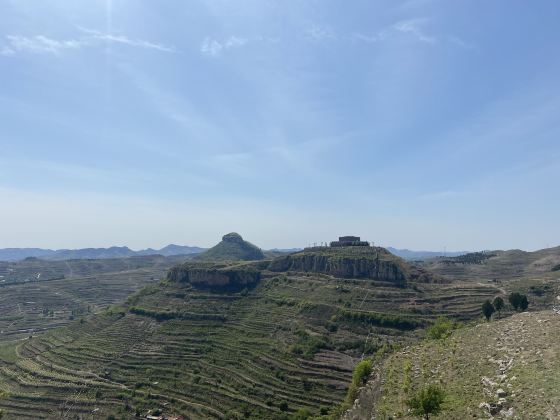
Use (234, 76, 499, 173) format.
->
(194, 232, 265, 261)
(169, 245, 439, 291)
(268, 246, 438, 285)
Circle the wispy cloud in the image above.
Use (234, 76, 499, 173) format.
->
(0, 29, 176, 56)
(78, 27, 177, 53)
(393, 19, 436, 43)
(200, 36, 247, 57)
(350, 31, 388, 44)
(0, 46, 15, 56)
(1, 35, 85, 55)
(448, 36, 476, 50)
(306, 24, 336, 41)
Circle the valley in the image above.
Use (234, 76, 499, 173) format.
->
(0, 238, 556, 419)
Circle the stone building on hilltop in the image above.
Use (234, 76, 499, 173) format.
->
(330, 236, 370, 247)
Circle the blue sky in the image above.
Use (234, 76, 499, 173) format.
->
(1, 0, 559, 251)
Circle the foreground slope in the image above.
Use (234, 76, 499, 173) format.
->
(346, 310, 560, 419)
(0, 244, 503, 419)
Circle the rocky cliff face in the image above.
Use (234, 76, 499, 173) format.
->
(267, 247, 409, 285)
(168, 244, 438, 291)
(167, 263, 260, 291)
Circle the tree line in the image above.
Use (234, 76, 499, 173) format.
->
(482, 292, 529, 321)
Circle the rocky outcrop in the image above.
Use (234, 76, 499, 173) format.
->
(167, 263, 260, 291)
(267, 247, 412, 285)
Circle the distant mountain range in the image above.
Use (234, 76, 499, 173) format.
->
(0, 245, 206, 262)
(0, 244, 468, 262)
(386, 247, 468, 260)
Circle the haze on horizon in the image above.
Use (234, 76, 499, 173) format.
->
(1, 0, 559, 252)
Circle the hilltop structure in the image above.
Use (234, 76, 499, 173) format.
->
(330, 235, 370, 247)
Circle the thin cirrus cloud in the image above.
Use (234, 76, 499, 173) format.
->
(77, 27, 177, 53)
(0, 29, 176, 56)
(349, 19, 436, 45)
(392, 19, 436, 43)
(200, 36, 247, 57)
(306, 24, 337, 41)
(0, 35, 84, 55)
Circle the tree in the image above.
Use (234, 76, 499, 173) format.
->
(493, 296, 504, 318)
(509, 292, 528, 311)
(482, 300, 495, 321)
(520, 295, 529, 311)
(407, 384, 445, 420)
(509, 292, 522, 310)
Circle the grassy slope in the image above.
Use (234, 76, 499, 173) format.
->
(346, 310, 560, 419)
(195, 240, 265, 262)
(0, 268, 502, 419)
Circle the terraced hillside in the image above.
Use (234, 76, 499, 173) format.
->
(0, 255, 186, 285)
(423, 247, 560, 309)
(0, 256, 185, 343)
(345, 309, 560, 419)
(424, 247, 560, 282)
(0, 251, 503, 419)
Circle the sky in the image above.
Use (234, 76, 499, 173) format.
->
(1, 0, 559, 251)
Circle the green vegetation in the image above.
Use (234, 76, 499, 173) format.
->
(345, 359, 373, 405)
(439, 251, 496, 265)
(195, 232, 265, 261)
(406, 384, 446, 420)
(0, 241, 544, 418)
(347, 310, 560, 419)
(508, 292, 529, 311)
(493, 296, 504, 317)
(426, 317, 456, 339)
(0, 261, 167, 341)
(353, 360, 373, 385)
(482, 300, 495, 321)
(336, 310, 423, 330)
(0, 258, 502, 418)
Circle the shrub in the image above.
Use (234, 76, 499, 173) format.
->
(407, 384, 446, 420)
(352, 359, 373, 386)
(292, 408, 312, 419)
(509, 292, 529, 311)
(337, 310, 422, 330)
(426, 317, 455, 339)
(345, 359, 373, 404)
